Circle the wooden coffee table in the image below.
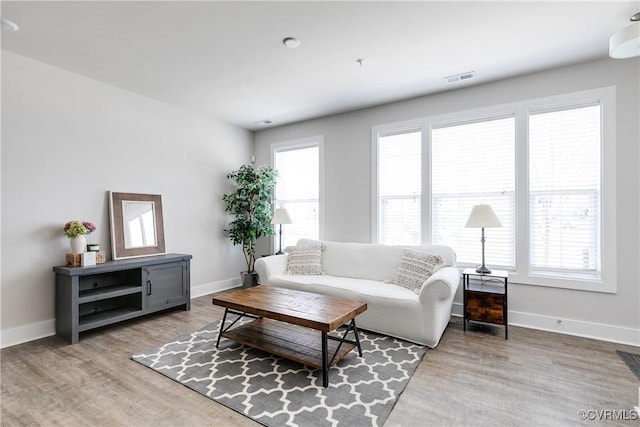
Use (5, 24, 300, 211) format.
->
(212, 285, 367, 387)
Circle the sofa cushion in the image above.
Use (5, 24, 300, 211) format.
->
(264, 274, 419, 302)
(284, 245, 323, 275)
(297, 239, 406, 281)
(296, 238, 457, 281)
(393, 249, 443, 294)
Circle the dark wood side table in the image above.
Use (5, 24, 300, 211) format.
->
(462, 268, 508, 339)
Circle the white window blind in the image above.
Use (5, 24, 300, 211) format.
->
(431, 116, 515, 269)
(528, 104, 601, 278)
(377, 131, 421, 245)
(274, 145, 320, 248)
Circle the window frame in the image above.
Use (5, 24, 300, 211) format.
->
(373, 126, 424, 246)
(371, 121, 427, 245)
(429, 113, 517, 270)
(371, 86, 616, 293)
(520, 88, 616, 292)
(270, 135, 325, 251)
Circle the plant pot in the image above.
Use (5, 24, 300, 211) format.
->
(241, 272, 259, 288)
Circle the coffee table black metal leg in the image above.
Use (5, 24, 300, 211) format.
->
(321, 331, 329, 388)
(216, 308, 229, 348)
(351, 320, 363, 357)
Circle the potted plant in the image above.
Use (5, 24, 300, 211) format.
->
(222, 164, 277, 287)
(63, 220, 96, 254)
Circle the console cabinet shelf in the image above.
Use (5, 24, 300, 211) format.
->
(54, 253, 192, 344)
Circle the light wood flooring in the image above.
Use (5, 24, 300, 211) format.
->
(2, 293, 638, 426)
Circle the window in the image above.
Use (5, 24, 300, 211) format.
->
(528, 104, 601, 279)
(431, 116, 516, 269)
(372, 87, 615, 292)
(377, 130, 421, 245)
(272, 137, 323, 249)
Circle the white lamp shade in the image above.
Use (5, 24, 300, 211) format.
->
(609, 23, 640, 59)
(271, 208, 292, 225)
(465, 204, 502, 228)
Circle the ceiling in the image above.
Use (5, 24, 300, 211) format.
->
(1, 1, 638, 130)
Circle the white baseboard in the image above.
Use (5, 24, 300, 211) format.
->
(0, 319, 56, 349)
(4, 291, 636, 349)
(0, 277, 242, 349)
(451, 301, 464, 317)
(191, 277, 241, 298)
(452, 302, 640, 347)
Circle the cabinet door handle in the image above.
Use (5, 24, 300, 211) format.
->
(147, 280, 152, 295)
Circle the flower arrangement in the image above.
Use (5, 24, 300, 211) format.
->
(63, 221, 96, 238)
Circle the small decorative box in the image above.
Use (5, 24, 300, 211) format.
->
(66, 251, 105, 266)
(81, 251, 96, 267)
(87, 243, 100, 252)
(66, 253, 81, 267)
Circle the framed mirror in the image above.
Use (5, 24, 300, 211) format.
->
(109, 192, 166, 260)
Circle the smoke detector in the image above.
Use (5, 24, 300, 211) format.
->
(282, 37, 300, 48)
(1, 18, 19, 32)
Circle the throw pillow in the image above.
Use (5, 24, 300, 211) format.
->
(393, 249, 443, 294)
(285, 245, 323, 275)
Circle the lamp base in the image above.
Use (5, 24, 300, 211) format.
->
(275, 250, 284, 255)
(475, 265, 492, 274)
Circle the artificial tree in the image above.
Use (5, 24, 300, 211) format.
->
(222, 164, 277, 286)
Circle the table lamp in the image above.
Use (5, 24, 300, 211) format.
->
(271, 208, 292, 255)
(465, 204, 502, 274)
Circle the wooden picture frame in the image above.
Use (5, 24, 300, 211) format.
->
(109, 191, 166, 260)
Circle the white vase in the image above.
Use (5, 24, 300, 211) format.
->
(69, 235, 87, 254)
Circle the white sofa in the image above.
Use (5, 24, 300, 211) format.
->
(255, 239, 460, 348)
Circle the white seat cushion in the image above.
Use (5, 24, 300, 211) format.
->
(265, 274, 418, 302)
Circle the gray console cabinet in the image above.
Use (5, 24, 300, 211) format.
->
(54, 253, 192, 344)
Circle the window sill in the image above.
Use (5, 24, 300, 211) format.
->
(456, 264, 615, 293)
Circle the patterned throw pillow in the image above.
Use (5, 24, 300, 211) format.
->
(394, 249, 443, 294)
(284, 245, 323, 275)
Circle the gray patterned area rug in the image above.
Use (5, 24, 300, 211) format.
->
(617, 350, 640, 381)
(132, 320, 426, 427)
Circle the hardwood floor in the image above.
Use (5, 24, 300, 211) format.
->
(2, 294, 638, 426)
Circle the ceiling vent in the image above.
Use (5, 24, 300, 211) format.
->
(445, 71, 475, 83)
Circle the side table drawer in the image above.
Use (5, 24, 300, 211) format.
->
(465, 292, 504, 325)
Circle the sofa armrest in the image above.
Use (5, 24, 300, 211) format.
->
(255, 254, 288, 282)
(418, 266, 460, 303)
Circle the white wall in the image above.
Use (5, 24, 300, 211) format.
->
(1, 51, 251, 347)
(254, 57, 640, 346)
